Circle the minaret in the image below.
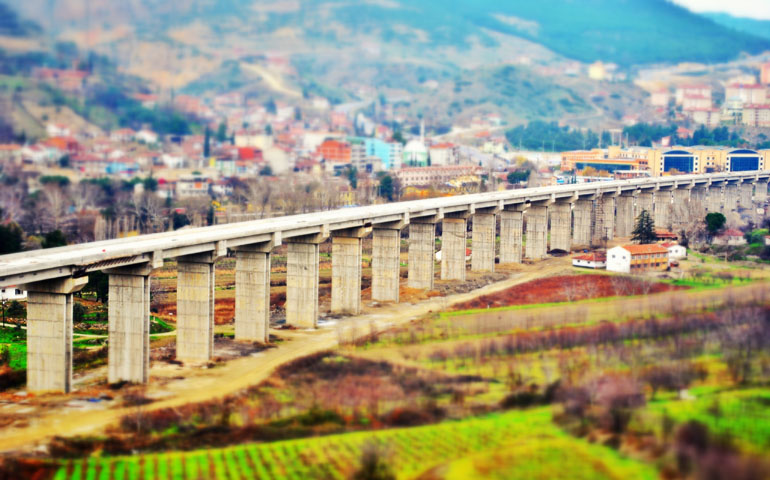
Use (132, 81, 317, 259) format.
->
(420, 119, 425, 144)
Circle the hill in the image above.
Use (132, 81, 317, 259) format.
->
(6, 0, 769, 67)
(703, 12, 770, 42)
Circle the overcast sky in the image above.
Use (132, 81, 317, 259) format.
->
(671, 0, 770, 20)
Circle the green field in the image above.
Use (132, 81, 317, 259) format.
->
(52, 408, 657, 480)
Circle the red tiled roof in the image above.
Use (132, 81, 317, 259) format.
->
(620, 244, 669, 255)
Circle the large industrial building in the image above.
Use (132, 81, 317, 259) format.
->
(561, 146, 770, 176)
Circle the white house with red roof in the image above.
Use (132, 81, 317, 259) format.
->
(713, 229, 746, 246)
(572, 252, 607, 269)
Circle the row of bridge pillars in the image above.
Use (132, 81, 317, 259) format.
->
(21, 179, 769, 393)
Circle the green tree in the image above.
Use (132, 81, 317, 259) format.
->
(392, 130, 405, 145)
(347, 167, 358, 190)
(265, 124, 273, 136)
(380, 175, 394, 201)
(705, 212, 726, 236)
(507, 170, 531, 184)
(172, 211, 191, 230)
(143, 176, 158, 192)
(631, 209, 656, 244)
(84, 271, 109, 303)
(216, 122, 227, 143)
(0, 222, 24, 254)
(42, 230, 67, 249)
(203, 126, 211, 157)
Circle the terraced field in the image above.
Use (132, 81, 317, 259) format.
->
(52, 408, 656, 480)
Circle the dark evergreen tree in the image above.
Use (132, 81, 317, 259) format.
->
(631, 209, 656, 244)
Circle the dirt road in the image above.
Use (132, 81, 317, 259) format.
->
(0, 260, 568, 452)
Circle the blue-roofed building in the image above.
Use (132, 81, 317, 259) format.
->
(726, 149, 763, 172)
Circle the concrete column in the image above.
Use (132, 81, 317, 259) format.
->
(372, 227, 402, 303)
(331, 227, 367, 315)
(499, 209, 523, 264)
(471, 212, 496, 272)
(234, 243, 273, 342)
(408, 221, 436, 289)
(572, 199, 593, 247)
(177, 252, 217, 362)
(690, 186, 707, 218)
(671, 187, 691, 231)
(635, 191, 654, 220)
(614, 193, 635, 238)
(441, 216, 467, 280)
(707, 185, 723, 213)
(106, 264, 152, 384)
(724, 183, 739, 212)
(23, 276, 87, 393)
(549, 201, 572, 252)
(286, 234, 325, 328)
(653, 189, 672, 230)
(592, 195, 615, 245)
(755, 180, 768, 205)
(525, 204, 548, 260)
(739, 182, 753, 209)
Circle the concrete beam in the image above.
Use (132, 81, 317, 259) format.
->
(22, 276, 87, 393)
(372, 227, 402, 303)
(285, 233, 326, 328)
(104, 263, 152, 384)
(635, 191, 654, 220)
(525, 204, 548, 260)
(471, 213, 496, 272)
(408, 221, 436, 290)
(441, 216, 467, 280)
(234, 240, 274, 343)
(176, 252, 218, 363)
(549, 201, 572, 252)
(331, 227, 368, 315)
(690, 186, 707, 218)
(671, 187, 691, 231)
(499, 209, 523, 264)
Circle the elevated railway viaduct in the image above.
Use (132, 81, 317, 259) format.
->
(1, 172, 767, 392)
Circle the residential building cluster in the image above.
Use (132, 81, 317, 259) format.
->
(647, 62, 770, 127)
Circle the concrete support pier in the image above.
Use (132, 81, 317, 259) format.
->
(286, 234, 325, 328)
(23, 276, 87, 393)
(331, 228, 367, 315)
(177, 251, 219, 362)
(739, 182, 753, 209)
(471, 212, 497, 272)
(106, 264, 152, 384)
(499, 209, 523, 264)
(653, 189, 672, 230)
(755, 180, 769, 205)
(724, 183, 739, 212)
(234, 241, 274, 342)
(671, 187, 691, 230)
(690, 186, 707, 217)
(441, 216, 467, 280)
(549, 201, 572, 252)
(614, 193, 635, 238)
(372, 226, 403, 303)
(408, 220, 436, 290)
(636, 191, 654, 220)
(572, 199, 593, 247)
(525, 204, 548, 260)
(707, 185, 723, 213)
(592, 195, 615, 245)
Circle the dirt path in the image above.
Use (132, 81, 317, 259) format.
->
(240, 62, 302, 98)
(0, 260, 567, 453)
